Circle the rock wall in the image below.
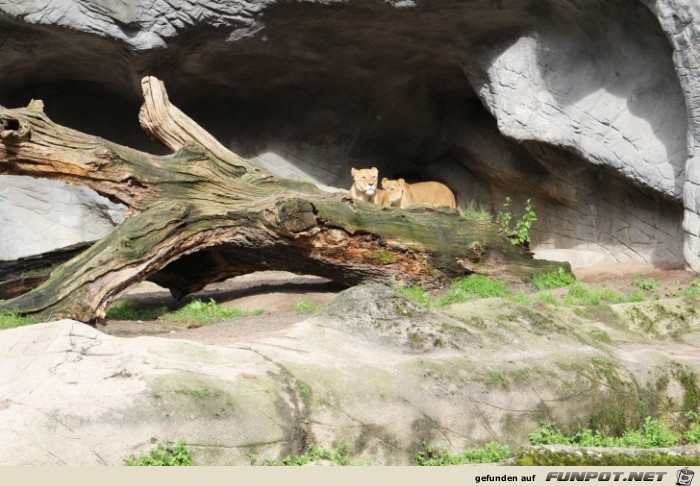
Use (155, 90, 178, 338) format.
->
(0, 0, 697, 269)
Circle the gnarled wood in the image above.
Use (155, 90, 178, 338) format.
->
(0, 76, 564, 322)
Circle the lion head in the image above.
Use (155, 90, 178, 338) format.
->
(351, 167, 379, 197)
(380, 178, 406, 206)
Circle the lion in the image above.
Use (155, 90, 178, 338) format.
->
(350, 167, 385, 204)
(381, 178, 457, 209)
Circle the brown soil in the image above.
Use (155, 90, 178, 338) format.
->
(97, 264, 697, 343)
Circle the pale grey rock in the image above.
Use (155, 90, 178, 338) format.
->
(0, 176, 125, 259)
(1, 291, 699, 465)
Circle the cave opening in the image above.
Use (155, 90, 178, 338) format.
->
(0, 0, 689, 267)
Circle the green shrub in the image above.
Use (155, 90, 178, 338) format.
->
(163, 298, 243, 325)
(437, 275, 510, 305)
(532, 267, 575, 291)
(415, 442, 511, 466)
(124, 440, 193, 466)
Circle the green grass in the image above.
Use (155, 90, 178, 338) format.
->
(415, 442, 511, 466)
(162, 298, 244, 325)
(437, 274, 510, 306)
(124, 440, 193, 466)
(293, 297, 318, 314)
(0, 310, 39, 330)
(563, 282, 644, 306)
(459, 200, 492, 222)
(397, 285, 432, 308)
(632, 277, 660, 293)
(105, 299, 167, 320)
(532, 267, 575, 291)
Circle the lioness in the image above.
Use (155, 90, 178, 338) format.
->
(350, 167, 385, 204)
(381, 178, 457, 209)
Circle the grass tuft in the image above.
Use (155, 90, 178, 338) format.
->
(163, 298, 244, 326)
(437, 274, 510, 306)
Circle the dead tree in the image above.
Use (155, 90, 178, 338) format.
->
(0, 77, 561, 322)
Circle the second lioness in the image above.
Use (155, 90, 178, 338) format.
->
(381, 178, 457, 209)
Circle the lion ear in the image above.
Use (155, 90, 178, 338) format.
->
(381, 177, 388, 185)
(371, 167, 378, 174)
(398, 178, 405, 185)
(351, 168, 357, 176)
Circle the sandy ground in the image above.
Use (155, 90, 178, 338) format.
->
(97, 263, 697, 343)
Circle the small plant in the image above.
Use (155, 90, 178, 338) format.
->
(162, 298, 243, 325)
(415, 442, 511, 466)
(528, 422, 572, 446)
(632, 277, 660, 293)
(532, 267, 575, 291)
(124, 440, 193, 466)
(264, 442, 360, 466)
(250, 309, 265, 316)
(513, 198, 537, 246)
(0, 310, 39, 330)
(397, 285, 432, 308)
(293, 298, 318, 314)
(497, 197, 537, 246)
(105, 298, 167, 321)
(685, 278, 700, 298)
(437, 274, 510, 306)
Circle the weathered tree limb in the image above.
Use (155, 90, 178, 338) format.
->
(0, 76, 563, 322)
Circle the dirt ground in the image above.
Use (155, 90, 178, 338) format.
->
(97, 263, 697, 343)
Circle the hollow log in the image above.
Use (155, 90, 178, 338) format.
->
(0, 76, 563, 322)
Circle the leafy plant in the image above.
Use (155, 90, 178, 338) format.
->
(397, 285, 432, 308)
(415, 442, 511, 466)
(532, 267, 575, 290)
(437, 274, 510, 306)
(124, 440, 193, 466)
(264, 442, 361, 466)
(163, 298, 243, 325)
(293, 298, 318, 314)
(497, 197, 537, 246)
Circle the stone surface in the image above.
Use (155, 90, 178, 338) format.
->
(0, 176, 124, 259)
(1, 285, 699, 465)
(0, 0, 697, 269)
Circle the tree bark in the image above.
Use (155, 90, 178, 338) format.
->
(0, 76, 563, 322)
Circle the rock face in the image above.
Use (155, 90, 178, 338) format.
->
(0, 0, 697, 270)
(1, 285, 699, 465)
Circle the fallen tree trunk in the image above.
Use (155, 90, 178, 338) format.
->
(0, 76, 562, 322)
